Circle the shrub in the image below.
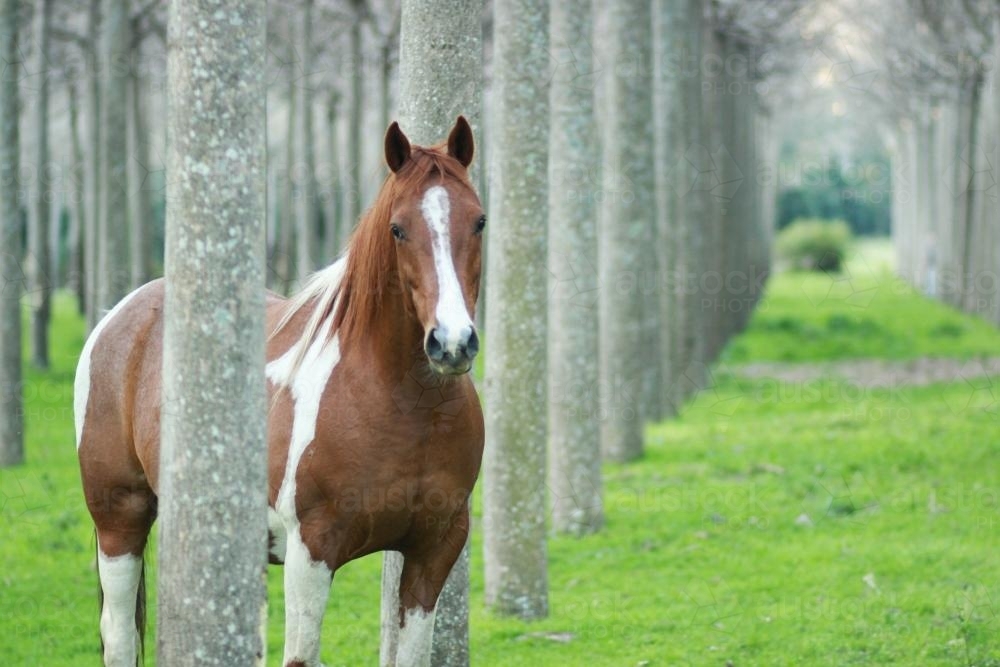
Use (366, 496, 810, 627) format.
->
(776, 219, 851, 272)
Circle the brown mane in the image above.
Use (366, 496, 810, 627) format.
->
(270, 142, 474, 383)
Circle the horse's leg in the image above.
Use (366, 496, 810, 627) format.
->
(281, 526, 333, 667)
(92, 488, 155, 667)
(388, 513, 470, 667)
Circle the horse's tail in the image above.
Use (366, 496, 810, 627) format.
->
(95, 530, 148, 667)
(136, 554, 147, 666)
(96, 530, 104, 657)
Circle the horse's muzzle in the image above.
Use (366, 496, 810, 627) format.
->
(425, 325, 479, 374)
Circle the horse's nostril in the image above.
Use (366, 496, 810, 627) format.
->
(466, 328, 479, 358)
(425, 328, 445, 361)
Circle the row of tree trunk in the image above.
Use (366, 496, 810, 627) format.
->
(890, 14, 1000, 325)
(476, 0, 776, 653)
(1, 1, 779, 664)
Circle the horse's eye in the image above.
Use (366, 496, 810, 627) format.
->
(474, 215, 486, 235)
(390, 223, 405, 241)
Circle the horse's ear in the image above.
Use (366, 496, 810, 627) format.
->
(447, 115, 474, 168)
(384, 121, 411, 173)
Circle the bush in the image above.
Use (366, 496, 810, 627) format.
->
(776, 219, 851, 272)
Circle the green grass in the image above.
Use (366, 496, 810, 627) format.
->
(728, 242, 1000, 363)
(3, 245, 1000, 665)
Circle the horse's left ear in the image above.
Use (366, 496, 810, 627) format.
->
(385, 121, 411, 173)
(447, 116, 474, 168)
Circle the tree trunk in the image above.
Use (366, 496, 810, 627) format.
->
(342, 2, 363, 242)
(127, 63, 151, 287)
(97, 0, 130, 312)
(546, 0, 603, 536)
(598, 0, 655, 462)
(276, 71, 296, 293)
(68, 78, 87, 315)
(379, 39, 392, 149)
(157, 0, 269, 663)
(84, 0, 101, 330)
(0, 0, 23, 467)
(324, 92, 342, 259)
(960, 73, 983, 312)
(295, 0, 317, 278)
(676, 0, 707, 403)
(380, 1, 483, 662)
(483, 0, 549, 620)
(28, 0, 52, 369)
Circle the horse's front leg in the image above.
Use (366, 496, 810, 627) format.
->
(282, 524, 333, 667)
(384, 512, 470, 667)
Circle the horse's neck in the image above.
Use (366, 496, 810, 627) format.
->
(338, 281, 427, 381)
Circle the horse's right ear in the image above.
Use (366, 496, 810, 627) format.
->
(384, 122, 411, 173)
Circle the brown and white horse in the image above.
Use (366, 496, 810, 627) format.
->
(75, 118, 485, 667)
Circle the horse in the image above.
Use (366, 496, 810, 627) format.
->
(74, 117, 486, 667)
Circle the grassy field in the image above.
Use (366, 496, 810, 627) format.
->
(2, 242, 999, 666)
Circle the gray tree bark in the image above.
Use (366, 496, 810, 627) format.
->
(127, 63, 151, 287)
(157, 0, 269, 664)
(68, 77, 87, 314)
(655, 0, 706, 407)
(295, 0, 317, 278)
(546, 0, 602, 536)
(0, 0, 23, 467)
(380, 1, 483, 663)
(84, 0, 101, 330)
(598, 0, 655, 462)
(97, 0, 130, 312)
(324, 92, 342, 259)
(483, 0, 549, 620)
(28, 0, 52, 369)
(342, 1, 363, 242)
(276, 69, 296, 293)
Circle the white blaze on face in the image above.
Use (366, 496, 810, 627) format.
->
(421, 185, 474, 354)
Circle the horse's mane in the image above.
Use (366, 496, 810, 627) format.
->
(270, 143, 473, 385)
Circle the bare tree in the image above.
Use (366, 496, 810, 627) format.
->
(97, 0, 130, 313)
(68, 75, 87, 314)
(0, 0, 23, 467)
(597, 0, 655, 462)
(483, 0, 549, 620)
(342, 0, 364, 243)
(85, 0, 100, 329)
(653, 0, 707, 410)
(379, 1, 482, 662)
(126, 35, 151, 287)
(295, 0, 318, 278)
(157, 0, 269, 663)
(28, 0, 52, 369)
(546, 0, 603, 536)
(323, 90, 342, 260)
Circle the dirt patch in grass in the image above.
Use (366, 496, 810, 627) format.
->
(735, 357, 1000, 387)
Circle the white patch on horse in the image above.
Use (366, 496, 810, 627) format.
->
(281, 527, 332, 666)
(74, 285, 146, 449)
(97, 549, 142, 667)
(395, 606, 437, 667)
(267, 315, 340, 518)
(267, 279, 344, 666)
(421, 185, 473, 354)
